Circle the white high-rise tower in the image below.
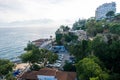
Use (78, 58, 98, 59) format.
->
(95, 2, 116, 20)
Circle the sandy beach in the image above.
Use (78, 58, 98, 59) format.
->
(14, 63, 29, 71)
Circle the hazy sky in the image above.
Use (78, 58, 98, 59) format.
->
(0, 0, 120, 28)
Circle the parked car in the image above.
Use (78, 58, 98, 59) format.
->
(58, 57, 63, 61)
(58, 54, 64, 60)
(46, 64, 54, 67)
(69, 57, 75, 60)
(58, 54, 64, 57)
(56, 60, 62, 63)
(53, 63, 61, 68)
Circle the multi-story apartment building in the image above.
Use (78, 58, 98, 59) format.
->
(95, 2, 116, 20)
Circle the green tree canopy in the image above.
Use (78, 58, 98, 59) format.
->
(106, 11, 115, 18)
(55, 33, 63, 45)
(0, 59, 14, 77)
(5, 72, 16, 80)
(91, 37, 120, 74)
(109, 23, 120, 35)
(60, 25, 70, 32)
(24, 41, 38, 51)
(20, 47, 58, 68)
(72, 19, 86, 30)
(76, 57, 109, 80)
(63, 61, 76, 72)
(68, 40, 88, 61)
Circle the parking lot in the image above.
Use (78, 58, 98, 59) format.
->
(46, 51, 71, 70)
(59, 52, 70, 69)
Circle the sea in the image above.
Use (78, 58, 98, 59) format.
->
(0, 27, 57, 61)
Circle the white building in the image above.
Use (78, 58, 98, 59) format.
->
(37, 75, 57, 80)
(95, 2, 116, 20)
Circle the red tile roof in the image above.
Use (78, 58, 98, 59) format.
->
(37, 68, 57, 76)
(20, 71, 38, 80)
(56, 71, 76, 80)
(19, 68, 76, 80)
(32, 39, 48, 43)
(32, 39, 49, 47)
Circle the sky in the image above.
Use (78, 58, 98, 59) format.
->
(0, 0, 120, 28)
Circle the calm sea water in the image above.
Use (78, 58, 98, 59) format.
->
(0, 27, 56, 60)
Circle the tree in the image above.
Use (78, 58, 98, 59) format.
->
(86, 20, 105, 37)
(68, 40, 88, 61)
(21, 50, 39, 64)
(20, 47, 58, 68)
(20, 51, 33, 64)
(63, 61, 76, 72)
(40, 49, 58, 65)
(20, 47, 42, 64)
(24, 41, 38, 51)
(106, 11, 115, 19)
(60, 25, 70, 32)
(106, 40, 120, 73)
(64, 32, 78, 43)
(46, 52, 58, 64)
(90, 77, 99, 80)
(0, 59, 14, 79)
(20, 47, 44, 67)
(30, 64, 41, 71)
(55, 33, 63, 45)
(114, 13, 120, 20)
(5, 72, 16, 80)
(76, 57, 109, 80)
(72, 19, 86, 30)
(92, 36, 120, 74)
(109, 23, 120, 35)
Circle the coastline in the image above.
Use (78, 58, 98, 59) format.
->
(0, 27, 55, 61)
(10, 38, 53, 64)
(12, 38, 53, 74)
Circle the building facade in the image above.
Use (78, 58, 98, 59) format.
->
(19, 68, 76, 80)
(95, 2, 116, 20)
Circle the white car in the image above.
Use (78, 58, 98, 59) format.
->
(58, 56, 63, 59)
(56, 60, 62, 63)
(46, 64, 54, 67)
(53, 63, 61, 67)
(58, 57, 63, 61)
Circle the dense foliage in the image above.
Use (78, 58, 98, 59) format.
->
(63, 61, 76, 72)
(5, 72, 16, 80)
(30, 64, 41, 71)
(68, 40, 88, 61)
(62, 15, 120, 80)
(55, 26, 78, 45)
(72, 19, 86, 30)
(20, 43, 58, 69)
(106, 11, 115, 19)
(0, 59, 14, 79)
(68, 36, 120, 80)
(0, 59, 16, 80)
(24, 41, 38, 51)
(76, 57, 109, 80)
